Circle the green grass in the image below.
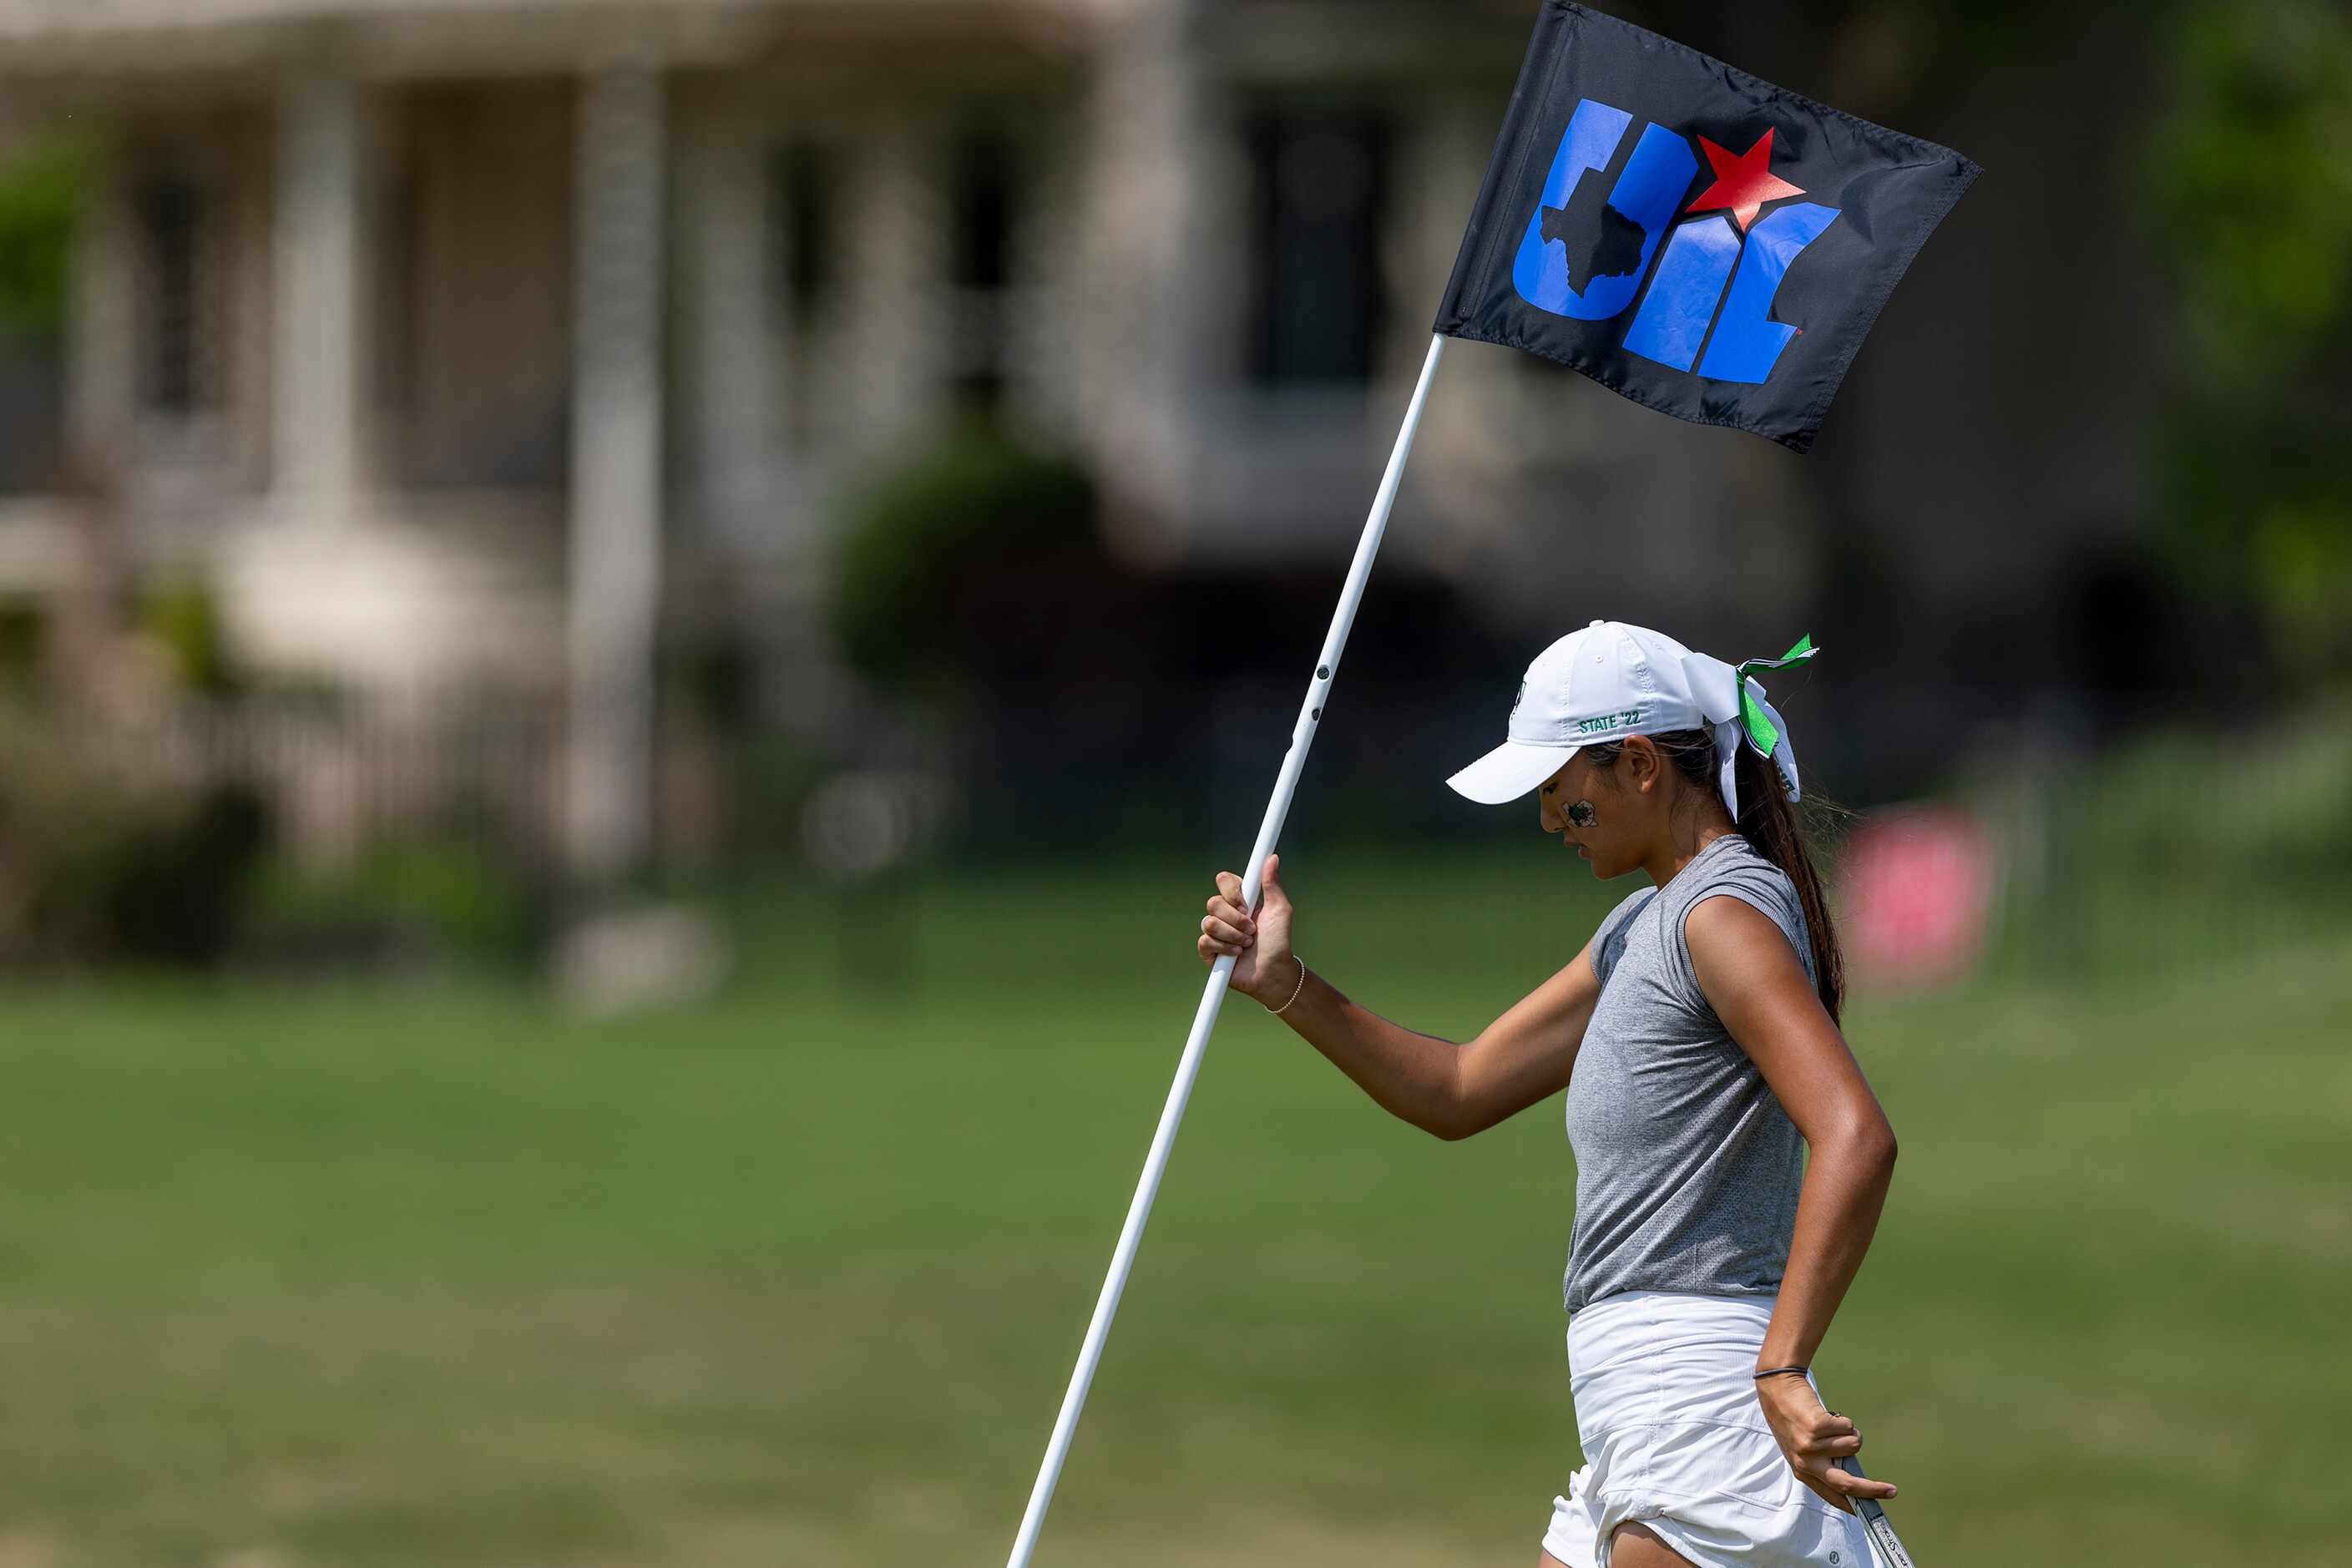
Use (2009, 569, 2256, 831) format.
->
(0, 846, 2346, 1565)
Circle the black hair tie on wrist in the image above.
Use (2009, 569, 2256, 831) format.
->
(1753, 1365, 1811, 1381)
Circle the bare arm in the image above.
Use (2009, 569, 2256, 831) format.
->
(1686, 893, 1899, 1513)
(1265, 943, 1600, 1141)
(1199, 856, 1599, 1141)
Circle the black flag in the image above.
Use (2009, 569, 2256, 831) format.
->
(1435, 3, 1980, 453)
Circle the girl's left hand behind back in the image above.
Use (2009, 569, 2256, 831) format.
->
(1753, 1373, 1897, 1515)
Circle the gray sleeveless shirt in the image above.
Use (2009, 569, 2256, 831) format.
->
(1562, 832, 1814, 1315)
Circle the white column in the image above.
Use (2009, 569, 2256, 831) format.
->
(271, 75, 365, 522)
(1075, 0, 1213, 537)
(564, 67, 666, 883)
(842, 123, 946, 459)
(679, 106, 779, 547)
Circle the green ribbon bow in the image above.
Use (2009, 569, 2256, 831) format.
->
(1733, 636, 1818, 758)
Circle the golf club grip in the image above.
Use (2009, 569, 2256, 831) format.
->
(1833, 1457, 1917, 1568)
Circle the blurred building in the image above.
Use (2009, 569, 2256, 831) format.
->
(0, 0, 2177, 867)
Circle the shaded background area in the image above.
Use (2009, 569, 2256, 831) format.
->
(0, 0, 2344, 1563)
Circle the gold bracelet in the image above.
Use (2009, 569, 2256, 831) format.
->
(1264, 956, 1308, 1015)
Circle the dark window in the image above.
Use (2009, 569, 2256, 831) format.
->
(952, 131, 1013, 292)
(134, 169, 203, 414)
(771, 140, 836, 326)
(768, 139, 842, 453)
(949, 129, 1016, 405)
(1246, 113, 1387, 385)
(375, 157, 419, 423)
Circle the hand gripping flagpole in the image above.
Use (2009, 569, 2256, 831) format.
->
(1004, 335, 1447, 1568)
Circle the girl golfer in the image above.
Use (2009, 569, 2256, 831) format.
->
(1197, 620, 1899, 1568)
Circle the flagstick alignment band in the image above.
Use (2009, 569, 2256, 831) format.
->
(1003, 335, 1449, 1568)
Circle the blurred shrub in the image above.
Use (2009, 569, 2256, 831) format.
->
(104, 781, 272, 964)
(246, 837, 535, 972)
(829, 422, 1095, 690)
(138, 574, 243, 698)
(1978, 704, 2352, 982)
(2073, 706, 2352, 880)
(0, 702, 270, 966)
(0, 596, 44, 686)
(0, 129, 89, 343)
(2157, 0, 2352, 668)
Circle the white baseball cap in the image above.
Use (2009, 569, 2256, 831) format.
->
(1444, 619, 1812, 818)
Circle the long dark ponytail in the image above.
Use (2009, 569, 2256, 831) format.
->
(1590, 731, 1845, 1024)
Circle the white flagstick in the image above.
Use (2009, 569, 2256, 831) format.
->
(1004, 335, 1448, 1568)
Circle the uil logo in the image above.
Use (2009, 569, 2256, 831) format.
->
(1513, 99, 1839, 384)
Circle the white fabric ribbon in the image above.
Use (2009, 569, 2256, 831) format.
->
(1678, 652, 1802, 820)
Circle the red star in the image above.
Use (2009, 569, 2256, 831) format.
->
(1682, 129, 1805, 231)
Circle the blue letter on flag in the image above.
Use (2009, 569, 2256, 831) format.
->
(1512, 103, 1698, 322)
(1696, 203, 1840, 383)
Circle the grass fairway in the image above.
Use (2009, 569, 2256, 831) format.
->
(0, 847, 2345, 1565)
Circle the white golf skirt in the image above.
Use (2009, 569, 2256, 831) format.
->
(1540, 1291, 1879, 1568)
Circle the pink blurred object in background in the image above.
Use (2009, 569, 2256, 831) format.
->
(1843, 806, 1997, 988)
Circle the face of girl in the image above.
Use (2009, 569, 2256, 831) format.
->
(1537, 742, 1662, 878)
